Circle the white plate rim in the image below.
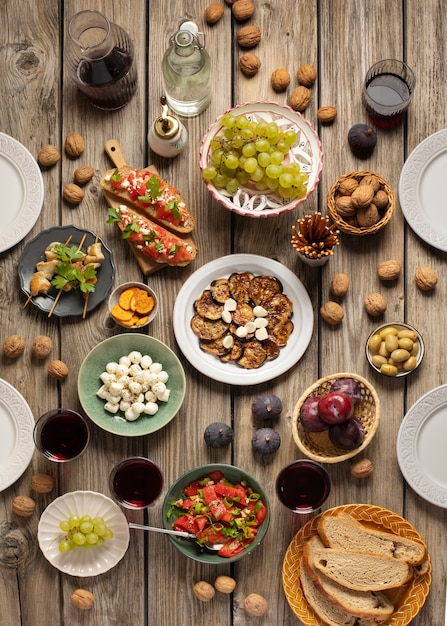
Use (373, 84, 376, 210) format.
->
(397, 383, 447, 508)
(173, 254, 314, 385)
(0, 378, 35, 492)
(0, 132, 44, 253)
(399, 128, 447, 251)
(37, 490, 130, 576)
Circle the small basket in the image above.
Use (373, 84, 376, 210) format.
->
(291, 372, 380, 463)
(327, 170, 394, 236)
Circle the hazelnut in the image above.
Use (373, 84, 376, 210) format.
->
(31, 473, 54, 493)
(236, 25, 261, 48)
(2, 334, 26, 358)
(377, 260, 402, 281)
(243, 593, 269, 616)
(289, 86, 312, 112)
(356, 203, 380, 228)
(48, 359, 69, 380)
(330, 273, 349, 297)
(271, 68, 291, 92)
(65, 133, 85, 157)
(193, 581, 215, 602)
(239, 52, 261, 77)
(414, 266, 438, 291)
(350, 458, 374, 478)
(296, 63, 317, 86)
(12, 495, 36, 517)
(338, 177, 358, 196)
(364, 293, 387, 316)
(232, 0, 255, 21)
(63, 183, 84, 205)
(351, 184, 374, 210)
(74, 165, 95, 185)
(214, 575, 237, 593)
(320, 301, 344, 326)
(37, 145, 61, 167)
(204, 3, 225, 24)
(71, 589, 95, 610)
(31, 335, 53, 359)
(317, 106, 337, 123)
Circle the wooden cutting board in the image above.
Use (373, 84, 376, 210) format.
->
(103, 139, 195, 275)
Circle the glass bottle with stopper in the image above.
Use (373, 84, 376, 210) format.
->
(148, 96, 188, 157)
(161, 21, 211, 117)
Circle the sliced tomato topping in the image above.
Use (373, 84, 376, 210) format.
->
(218, 539, 245, 558)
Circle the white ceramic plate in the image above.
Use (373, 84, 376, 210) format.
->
(0, 133, 44, 252)
(38, 491, 130, 576)
(399, 128, 447, 251)
(173, 254, 314, 385)
(397, 383, 447, 508)
(0, 378, 35, 492)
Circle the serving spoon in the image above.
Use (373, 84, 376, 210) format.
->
(128, 522, 224, 550)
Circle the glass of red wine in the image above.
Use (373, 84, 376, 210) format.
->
(109, 457, 164, 509)
(362, 59, 415, 128)
(276, 460, 331, 518)
(33, 409, 90, 462)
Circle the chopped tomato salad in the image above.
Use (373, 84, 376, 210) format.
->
(167, 470, 267, 558)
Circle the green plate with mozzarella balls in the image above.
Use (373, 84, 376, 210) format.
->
(78, 334, 186, 436)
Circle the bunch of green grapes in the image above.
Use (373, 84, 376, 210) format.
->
(202, 113, 308, 200)
(58, 514, 114, 553)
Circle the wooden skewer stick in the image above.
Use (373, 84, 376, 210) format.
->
(82, 234, 99, 319)
(48, 234, 88, 318)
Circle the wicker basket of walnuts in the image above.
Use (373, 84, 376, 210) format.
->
(327, 170, 394, 236)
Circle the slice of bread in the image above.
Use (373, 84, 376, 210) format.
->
(318, 513, 426, 566)
(302, 536, 394, 621)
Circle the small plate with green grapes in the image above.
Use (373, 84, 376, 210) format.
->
(200, 101, 323, 218)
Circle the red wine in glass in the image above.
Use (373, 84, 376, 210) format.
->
(276, 460, 331, 513)
(362, 60, 415, 128)
(110, 457, 163, 509)
(34, 409, 90, 462)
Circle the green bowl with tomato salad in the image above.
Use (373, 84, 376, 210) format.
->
(162, 463, 270, 564)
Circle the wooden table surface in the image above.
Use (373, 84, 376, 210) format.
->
(1, 1, 446, 624)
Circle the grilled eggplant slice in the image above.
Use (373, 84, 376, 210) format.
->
(191, 315, 229, 340)
(228, 271, 254, 302)
(237, 340, 267, 369)
(209, 278, 231, 303)
(194, 289, 224, 320)
(249, 275, 283, 305)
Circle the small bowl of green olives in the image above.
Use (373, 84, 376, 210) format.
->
(366, 322, 424, 378)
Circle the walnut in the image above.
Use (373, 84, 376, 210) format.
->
(350, 458, 374, 478)
(63, 183, 84, 205)
(74, 165, 95, 185)
(372, 190, 389, 210)
(31, 473, 54, 493)
(320, 301, 344, 325)
(31, 335, 52, 359)
(289, 86, 312, 111)
(37, 145, 61, 167)
(232, 0, 255, 21)
(338, 177, 358, 195)
(330, 273, 349, 297)
(3, 334, 25, 358)
(377, 260, 402, 281)
(12, 495, 36, 517)
(243, 593, 269, 616)
(236, 25, 261, 48)
(214, 575, 237, 593)
(317, 106, 337, 123)
(71, 589, 95, 610)
(364, 293, 387, 316)
(193, 581, 215, 602)
(414, 266, 438, 291)
(239, 52, 261, 76)
(65, 133, 85, 157)
(271, 68, 290, 92)
(204, 3, 225, 23)
(351, 184, 374, 210)
(356, 203, 380, 227)
(359, 174, 381, 193)
(48, 359, 69, 380)
(296, 63, 317, 86)
(334, 195, 355, 217)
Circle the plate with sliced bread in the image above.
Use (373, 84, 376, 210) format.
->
(282, 504, 431, 626)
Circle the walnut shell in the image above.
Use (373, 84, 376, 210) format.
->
(373, 190, 389, 210)
(193, 581, 215, 602)
(48, 359, 69, 380)
(351, 184, 375, 210)
(271, 68, 290, 92)
(334, 195, 356, 217)
(239, 52, 261, 76)
(414, 266, 438, 291)
(236, 25, 261, 48)
(243, 593, 269, 616)
(65, 133, 85, 157)
(74, 165, 95, 185)
(320, 301, 344, 325)
(317, 106, 337, 123)
(31, 335, 52, 359)
(2, 334, 25, 358)
(31, 473, 54, 493)
(297, 63, 317, 86)
(71, 589, 95, 610)
(377, 260, 402, 281)
(214, 575, 237, 593)
(12, 495, 36, 517)
(330, 273, 349, 297)
(204, 2, 225, 23)
(364, 293, 387, 316)
(350, 458, 374, 478)
(360, 174, 381, 194)
(37, 145, 61, 167)
(338, 177, 359, 196)
(356, 203, 380, 227)
(232, 0, 255, 21)
(63, 183, 84, 205)
(289, 85, 312, 112)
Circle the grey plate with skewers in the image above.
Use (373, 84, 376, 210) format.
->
(19, 225, 115, 317)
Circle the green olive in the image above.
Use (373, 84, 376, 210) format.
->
(368, 333, 382, 353)
(411, 342, 420, 357)
(403, 356, 417, 371)
(380, 363, 398, 376)
(398, 337, 414, 351)
(390, 349, 411, 363)
(385, 334, 399, 353)
(398, 329, 418, 341)
(378, 341, 389, 358)
(371, 355, 387, 368)
(379, 326, 398, 340)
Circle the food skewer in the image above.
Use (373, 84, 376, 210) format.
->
(47, 233, 87, 318)
(82, 234, 99, 319)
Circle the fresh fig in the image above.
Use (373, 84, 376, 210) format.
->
(251, 394, 283, 421)
(348, 123, 377, 159)
(251, 428, 281, 454)
(204, 422, 234, 448)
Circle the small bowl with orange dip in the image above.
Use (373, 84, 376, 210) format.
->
(108, 282, 158, 329)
